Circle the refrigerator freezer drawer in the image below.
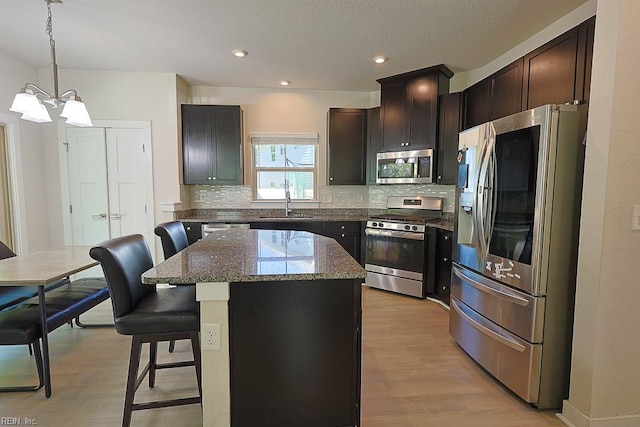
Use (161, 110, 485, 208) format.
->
(451, 264, 545, 343)
(449, 297, 542, 404)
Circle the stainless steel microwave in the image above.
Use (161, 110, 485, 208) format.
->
(376, 149, 434, 184)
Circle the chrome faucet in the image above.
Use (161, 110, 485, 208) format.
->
(284, 179, 292, 217)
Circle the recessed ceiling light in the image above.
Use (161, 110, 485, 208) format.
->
(232, 50, 248, 58)
(279, 80, 291, 86)
(373, 56, 388, 64)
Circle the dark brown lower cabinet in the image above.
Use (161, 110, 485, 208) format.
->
(435, 229, 453, 304)
(325, 222, 361, 264)
(229, 279, 362, 427)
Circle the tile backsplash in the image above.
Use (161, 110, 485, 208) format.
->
(185, 184, 455, 212)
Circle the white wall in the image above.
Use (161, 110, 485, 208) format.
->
(562, 0, 640, 425)
(0, 49, 49, 253)
(40, 70, 181, 259)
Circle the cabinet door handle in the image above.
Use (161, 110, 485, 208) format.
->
(329, 177, 334, 181)
(443, 257, 449, 262)
(341, 225, 345, 230)
(341, 233, 345, 237)
(444, 235, 450, 240)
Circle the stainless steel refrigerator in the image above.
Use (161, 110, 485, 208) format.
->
(450, 104, 587, 409)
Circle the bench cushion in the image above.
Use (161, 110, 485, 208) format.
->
(0, 304, 53, 345)
(0, 278, 109, 346)
(0, 279, 71, 311)
(38, 278, 109, 331)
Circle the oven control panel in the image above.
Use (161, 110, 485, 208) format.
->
(366, 221, 425, 233)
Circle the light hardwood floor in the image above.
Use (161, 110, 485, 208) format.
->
(0, 287, 565, 426)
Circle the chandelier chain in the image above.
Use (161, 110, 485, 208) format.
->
(46, 0, 55, 49)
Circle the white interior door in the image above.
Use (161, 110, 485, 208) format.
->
(106, 128, 153, 241)
(64, 124, 155, 270)
(66, 128, 110, 246)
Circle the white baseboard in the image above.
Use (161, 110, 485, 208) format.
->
(561, 400, 640, 427)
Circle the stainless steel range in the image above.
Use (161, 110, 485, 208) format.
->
(364, 196, 442, 298)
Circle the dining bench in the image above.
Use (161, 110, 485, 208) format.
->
(0, 277, 109, 392)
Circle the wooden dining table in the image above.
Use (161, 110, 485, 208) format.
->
(0, 246, 98, 398)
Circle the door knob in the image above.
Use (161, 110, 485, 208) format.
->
(91, 213, 107, 219)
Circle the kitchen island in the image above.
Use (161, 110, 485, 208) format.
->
(142, 229, 366, 427)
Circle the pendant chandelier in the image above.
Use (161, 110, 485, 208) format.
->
(9, 0, 92, 127)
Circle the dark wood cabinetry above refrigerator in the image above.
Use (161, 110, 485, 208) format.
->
(462, 16, 595, 130)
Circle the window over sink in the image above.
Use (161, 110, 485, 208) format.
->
(251, 133, 318, 201)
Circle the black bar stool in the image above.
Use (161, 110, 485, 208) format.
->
(89, 234, 201, 427)
(154, 221, 195, 353)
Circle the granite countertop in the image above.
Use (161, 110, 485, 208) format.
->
(177, 208, 375, 223)
(176, 208, 455, 231)
(142, 229, 367, 285)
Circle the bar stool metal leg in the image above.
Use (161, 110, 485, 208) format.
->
(123, 335, 143, 427)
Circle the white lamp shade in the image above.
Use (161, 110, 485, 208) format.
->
(61, 99, 93, 127)
(9, 92, 41, 115)
(20, 102, 52, 123)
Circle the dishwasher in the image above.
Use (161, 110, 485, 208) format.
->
(201, 223, 250, 238)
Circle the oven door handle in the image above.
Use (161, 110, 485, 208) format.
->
(365, 228, 425, 241)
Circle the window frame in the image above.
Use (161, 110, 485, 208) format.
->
(250, 133, 319, 202)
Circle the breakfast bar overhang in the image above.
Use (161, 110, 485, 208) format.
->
(142, 229, 366, 427)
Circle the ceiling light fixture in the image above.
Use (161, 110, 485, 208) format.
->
(9, 0, 92, 127)
(279, 80, 291, 86)
(373, 56, 388, 64)
(232, 49, 248, 58)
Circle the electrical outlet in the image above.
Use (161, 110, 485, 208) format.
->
(324, 195, 333, 204)
(202, 323, 221, 351)
(356, 194, 364, 203)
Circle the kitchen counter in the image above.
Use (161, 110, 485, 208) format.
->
(175, 208, 455, 231)
(176, 207, 375, 223)
(142, 229, 366, 284)
(142, 229, 365, 426)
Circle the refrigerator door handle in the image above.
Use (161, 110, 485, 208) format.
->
(451, 298, 526, 352)
(453, 265, 530, 307)
(476, 135, 495, 258)
(474, 138, 487, 254)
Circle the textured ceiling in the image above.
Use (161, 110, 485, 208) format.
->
(0, 0, 587, 91)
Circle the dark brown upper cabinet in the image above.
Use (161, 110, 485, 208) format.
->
(522, 27, 579, 110)
(576, 16, 596, 104)
(463, 58, 523, 129)
(328, 108, 367, 185)
(437, 92, 462, 185)
(462, 16, 595, 130)
(366, 107, 381, 185)
(182, 104, 243, 185)
(377, 65, 453, 151)
(491, 59, 523, 120)
(463, 78, 491, 129)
